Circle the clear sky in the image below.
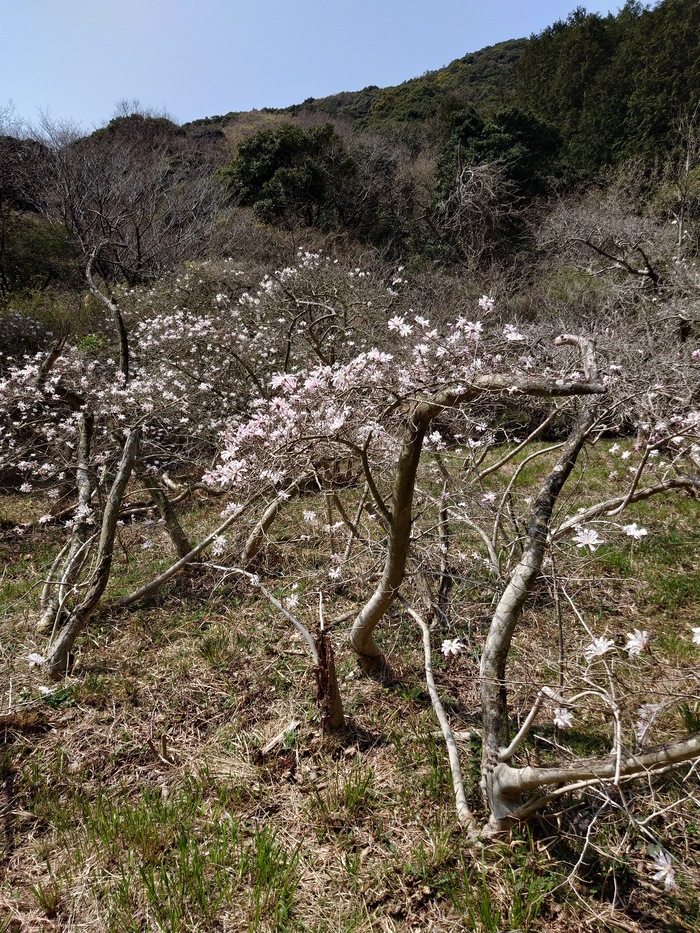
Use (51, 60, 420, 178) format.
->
(2, 0, 626, 131)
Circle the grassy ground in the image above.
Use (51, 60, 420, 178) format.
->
(1, 443, 699, 931)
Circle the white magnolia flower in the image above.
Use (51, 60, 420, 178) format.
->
(387, 315, 413, 337)
(623, 522, 648, 540)
(691, 627, 700, 646)
(302, 510, 317, 523)
(584, 637, 615, 661)
(211, 534, 227, 557)
(441, 638, 465, 657)
(284, 593, 299, 610)
(478, 295, 495, 313)
(464, 320, 484, 341)
(625, 629, 650, 657)
(553, 708, 574, 729)
(503, 323, 525, 342)
(609, 443, 621, 454)
(482, 491, 497, 505)
(27, 652, 46, 668)
(573, 526, 604, 551)
(651, 850, 677, 891)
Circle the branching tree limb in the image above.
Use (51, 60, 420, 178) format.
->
(349, 368, 605, 674)
(46, 427, 141, 678)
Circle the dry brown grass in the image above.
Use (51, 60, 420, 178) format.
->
(1, 457, 699, 931)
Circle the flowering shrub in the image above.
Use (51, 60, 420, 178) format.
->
(3, 248, 699, 887)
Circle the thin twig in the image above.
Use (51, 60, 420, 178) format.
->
(398, 594, 476, 830)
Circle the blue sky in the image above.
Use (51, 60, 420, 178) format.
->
(2, 0, 626, 131)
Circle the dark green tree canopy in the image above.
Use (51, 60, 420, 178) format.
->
(515, 0, 700, 178)
(436, 106, 561, 201)
(222, 123, 356, 228)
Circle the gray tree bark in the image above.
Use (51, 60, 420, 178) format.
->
(46, 428, 140, 678)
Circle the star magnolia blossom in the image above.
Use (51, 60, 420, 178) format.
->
(636, 703, 660, 744)
(573, 526, 604, 551)
(553, 708, 574, 729)
(464, 321, 484, 341)
(503, 324, 525, 342)
(651, 850, 677, 891)
(622, 522, 648, 540)
(441, 638, 465, 657)
(584, 637, 615, 661)
(625, 629, 650, 657)
(387, 315, 413, 337)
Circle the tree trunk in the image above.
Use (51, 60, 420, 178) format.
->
(135, 460, 191, 558)
(349, 370, 605, 674)
(479, 335, 601, 828)
(46, 428, 140, 678)
(37, 412, 94, 633)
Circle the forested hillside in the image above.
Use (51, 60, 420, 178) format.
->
(1, 1, 700, 930)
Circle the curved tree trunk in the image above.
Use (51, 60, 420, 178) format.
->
(479, 335, 602, 828)
(135, 460, 192, 558)
(349, 368, 605, 674)
(86, 246, 130, 383)
(479, 404, 598, 824)
(46, 428, 140, 678)
(37, 411, 94, 633)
